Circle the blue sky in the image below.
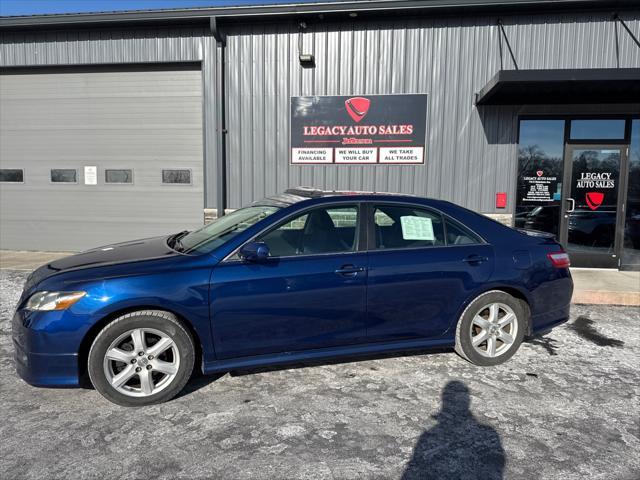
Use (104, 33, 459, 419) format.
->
(0, 0, 332, 16)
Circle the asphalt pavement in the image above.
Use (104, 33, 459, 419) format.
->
(1, 268, 639, 480)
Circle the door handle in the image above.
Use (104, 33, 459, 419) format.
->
(462, 255, 488, 264)
(566, 198, 575, 213)
(335, 265, 366, 277)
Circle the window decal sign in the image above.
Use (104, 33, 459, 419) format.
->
(290, 94, 427, 165)
(400, 216, 435, 241)
(585, 191, 605, 210)
(577, 172, 615, 210)
(520, 169, 561, 204)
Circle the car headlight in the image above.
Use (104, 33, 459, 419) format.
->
(25, 291, 86, 311)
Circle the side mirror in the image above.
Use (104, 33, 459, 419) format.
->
(239, 241, 270, 262)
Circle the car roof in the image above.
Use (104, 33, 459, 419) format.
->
(284, 186, 421, 199)
(257, 186, 423, 208)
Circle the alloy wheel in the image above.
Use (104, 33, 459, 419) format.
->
(469, 302, 518, 358)
(102, 328, 180, 397)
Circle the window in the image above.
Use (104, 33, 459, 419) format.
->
(374, 210, 394, 226)
(570, 119, 626, 140)
(373, 205, 445, 249)
(259, 205, 358, 257)
(162, 169, 191, 184)
(622, 119, 640, 269)
(515, 120, 565, 236)
(105, 169, 133, 184)
(50, 169, 77, 183)
(278, 214, 308, 231)
(0, 169, 24, 183)
(445, 219, 481, 245)
(179, 206, 280, 254)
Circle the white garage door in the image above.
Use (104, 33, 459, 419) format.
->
(0, 66, 204, 251)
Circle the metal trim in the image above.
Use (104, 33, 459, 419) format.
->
(476, 68, 640, 106)
(0, 62, 202, 75)
(1, 0, 637, 29)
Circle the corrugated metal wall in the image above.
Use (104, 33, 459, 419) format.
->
(223, 10, 640, 211)
(1, 10, 639, 214)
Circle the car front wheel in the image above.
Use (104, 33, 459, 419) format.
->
(88, 310, 195, 406)
(454, 291, 526, 366)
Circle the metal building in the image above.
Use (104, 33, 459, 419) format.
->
(0, 0, 639, 269)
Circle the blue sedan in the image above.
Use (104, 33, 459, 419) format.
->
(12, 188, 573, 406)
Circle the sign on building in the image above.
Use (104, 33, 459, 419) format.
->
(290, 94, 428, 165)
(84, 166, 98, 185)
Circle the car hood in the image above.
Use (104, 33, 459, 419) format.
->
(24, 235, 179, 292)
(49, 235, 177, 271)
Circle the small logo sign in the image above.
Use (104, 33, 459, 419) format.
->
(345, 97, 370, 123)
(536, 170, 544, 177)
(585, 191, 604, 210)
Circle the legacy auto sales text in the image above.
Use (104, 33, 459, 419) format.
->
(303, 125, 414, 136)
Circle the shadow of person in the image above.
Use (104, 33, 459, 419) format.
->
(401, 381, 505, 480)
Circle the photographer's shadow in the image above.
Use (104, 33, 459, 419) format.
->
(402, 380, 505, 480)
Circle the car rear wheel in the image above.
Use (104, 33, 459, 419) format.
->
(88, 310, 195, 406)
(454, 291, 526, 366)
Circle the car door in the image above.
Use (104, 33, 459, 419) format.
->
(209, 203, 368, 359)
(365, 203, 494, 341)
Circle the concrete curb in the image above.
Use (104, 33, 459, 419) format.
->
(572, 290, 640, 306)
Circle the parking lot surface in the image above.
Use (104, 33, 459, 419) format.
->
(1, 268, 639, 480)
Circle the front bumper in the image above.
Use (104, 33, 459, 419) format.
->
(12, 311, 80, 387)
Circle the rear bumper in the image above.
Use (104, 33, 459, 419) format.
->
(530, 304, 571, 336)
(12, 311, 80, 387)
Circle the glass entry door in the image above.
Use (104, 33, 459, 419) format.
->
(561, 145, 626, 268)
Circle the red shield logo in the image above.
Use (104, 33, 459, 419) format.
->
(585, 191, 604, 210)
(536, 170, 544, 177)
(345, 97, 370, 123)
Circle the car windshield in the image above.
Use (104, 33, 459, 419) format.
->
(175, 205, 280, 254)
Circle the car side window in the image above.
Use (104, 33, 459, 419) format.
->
(373, 205, 445, 249)
(259, 205, 358, 257)
(445, 218, 482, 245)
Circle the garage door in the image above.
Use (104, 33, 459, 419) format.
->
(0, 65, 204, 251)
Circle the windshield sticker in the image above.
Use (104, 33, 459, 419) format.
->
(400, 216, 434, 241)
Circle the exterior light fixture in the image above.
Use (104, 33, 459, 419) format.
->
(299, 54, 315, 66)
(298, 21, 315, 68)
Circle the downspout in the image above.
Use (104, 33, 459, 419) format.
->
(210, 16, 227, 218)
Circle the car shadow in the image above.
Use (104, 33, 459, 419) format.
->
(178, 372, 226, 398)
(525, 334, 560, 355)
(567, 316, 624, 348)
(177, 347, 453, 397)
(401, 380, 505, 480)
(226, 346, 452, 377)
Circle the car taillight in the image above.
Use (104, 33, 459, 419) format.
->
(547, 251, 570, 268)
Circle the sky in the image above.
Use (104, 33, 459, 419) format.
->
(0, 0, 335, 16)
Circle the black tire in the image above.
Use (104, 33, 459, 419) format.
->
(454, 290, 526, 366)
(88, 310, 195, 406)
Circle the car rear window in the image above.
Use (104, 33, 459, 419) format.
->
(373, 205, 445, 249)
(445, 219, 482, 245)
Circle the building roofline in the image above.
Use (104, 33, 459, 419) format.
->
(0, 0, 637, 30)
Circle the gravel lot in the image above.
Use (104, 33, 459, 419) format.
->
(1, 268, 639, 480)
